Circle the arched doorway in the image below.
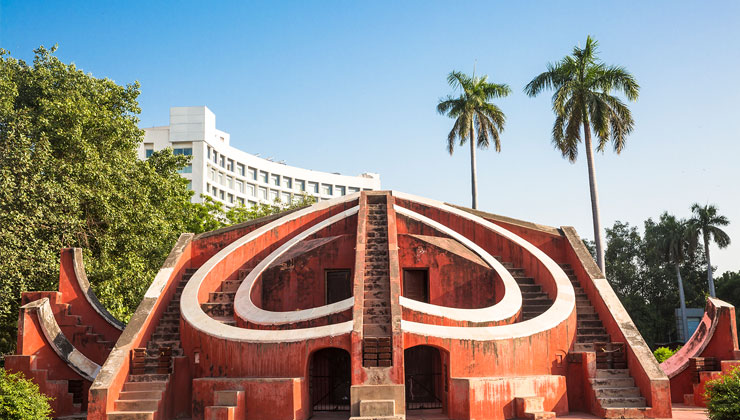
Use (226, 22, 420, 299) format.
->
(309, 347, 351, 412)
(404, 345, 446, 410)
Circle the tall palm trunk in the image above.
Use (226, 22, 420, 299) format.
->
(469, 126, 478, 210)
(582, 121, 606, 272)
(704, 234, 716, 297)
(676, 263, 690, 342)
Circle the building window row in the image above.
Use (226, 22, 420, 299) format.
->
(206, 146, 362, 198)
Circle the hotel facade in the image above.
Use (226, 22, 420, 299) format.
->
(139, 106, 381, 207)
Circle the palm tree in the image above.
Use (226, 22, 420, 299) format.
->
(687, 203, 731, 298)
(437, 70, 510, 209)
(524, 36, 639, 273)
(657, 214, 691, 342)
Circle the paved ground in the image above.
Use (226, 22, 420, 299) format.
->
(309, 405, 709, 419)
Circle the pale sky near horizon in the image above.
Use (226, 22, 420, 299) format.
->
(2, 1, 739, 275)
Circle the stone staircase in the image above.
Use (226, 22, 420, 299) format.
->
(497, 258, 553, 321)
(201, 268, 251, 326)
(23, 291, 115, 365)
(362, 198, 393, 368)
(108, 268, 196, 420)
(562, 263, 648, 417)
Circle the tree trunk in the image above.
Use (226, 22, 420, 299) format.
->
(676, 263, 690, 342)
(469, 126, 478, 210)
(582, 122, 606, 273)
(705, 235, 716, 297)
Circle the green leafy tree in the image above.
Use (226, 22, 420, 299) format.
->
(687, 203, 731, 297)
(525, 36, 639, 273)
(0, 46, 194, 353)
(0, 369, 53, 420)
(437, 70, 510, 209)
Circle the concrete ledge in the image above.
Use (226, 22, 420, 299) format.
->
(21, 298, 101, 381)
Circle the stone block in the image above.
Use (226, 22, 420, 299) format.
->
(360, 399, 395, 417)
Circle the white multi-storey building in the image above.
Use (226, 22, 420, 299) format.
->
(139, 106, 381, 207)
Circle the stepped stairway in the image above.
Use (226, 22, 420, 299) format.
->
(362, 198, 393, 367)
(108, 268, 196, 420)
(23, 291, 115, 365)
(496, 258, 554, 321)
(201, 268, 251, 326)
(561, 263, 648, 417)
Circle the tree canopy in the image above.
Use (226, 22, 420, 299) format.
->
(0, 46, 314, 354)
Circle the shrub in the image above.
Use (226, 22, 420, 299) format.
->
(706, 366, 740, 420)
(653, 346, 680, 363)
(0, 369, 53, 420)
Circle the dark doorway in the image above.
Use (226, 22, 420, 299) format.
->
(405, 346, 444, 410)
(326, 269, 352, 304)
(309, 347, 351, 411)
(403, 269, 429, 303)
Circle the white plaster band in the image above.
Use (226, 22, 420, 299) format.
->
(234, 206, 358, 325)
(394, 205, 521, 323)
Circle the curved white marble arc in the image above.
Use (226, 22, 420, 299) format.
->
(391, 191, 575, 341)
(395, 205, 522, 323)
(234, 206, 358, 325)
(180, 193, 360, 343)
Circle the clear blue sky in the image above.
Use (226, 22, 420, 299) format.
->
(2, 1, 739, 274)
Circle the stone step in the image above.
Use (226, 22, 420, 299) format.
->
(578, 328, 607, 336)
(364, 307, 391, 316)
(523, 296, 552, 305)
(123, 381, 168, 392)
(515, 277, 535, 285)
(593, 387, 642, 398)
(577, 306, 596, 314)
(578, 320, 604, 328)
(208, 291, 236, 303)
(519, 284, 543, 293)
(128, 373, 169, 382)
(577, 314, 600, 322)
(118, 390, 165, 400)
(220, 279, 242, 293)
(114, 399, 160, 411)
(577, 334, 611, 343)
(597, 396, 647, 408)
(363, 299, 389, 308)
(365, 315, 391, 324)
(201, 302, 233, 317)
(590, 377, 636, 388)
(363, 323, 391, 337)
(364, 283, 390, 292)
(364, 290, 390, 300)
(151, 332, 180, 341)
(596, 369, 630, 379)
(108, 411, 155, 420)
(601, 407, 648, 418)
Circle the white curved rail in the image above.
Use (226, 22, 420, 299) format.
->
(395, 205, 521, 323)
(180, 194, 360, 343)
(234, 206, 358, 325)
(392, 191, 575, 341)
